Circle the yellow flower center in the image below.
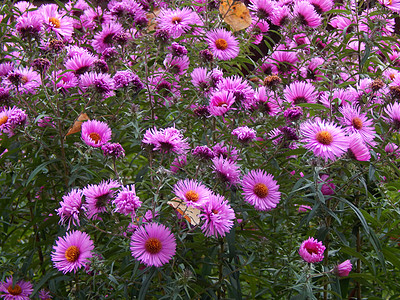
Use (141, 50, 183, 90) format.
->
(172, 16, 182, 24)
(65, 245, 80, 262)
(7, 284, 22, 295)
(0, 115, 8, 126)
(352, 117, 363, 130)
(21, 76, 29, 84)
(215, 38, 228, 50)
(89, 132, 101, 144)
(316, 130, 333, 145)
(145, 238, 162, 254)
(185, 190, 199, 202)
(49, 17, 61, 28)
(253, 183, 269, 198)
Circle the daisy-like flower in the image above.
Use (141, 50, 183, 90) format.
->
(39, 4, 74, 39)
(173, 179, 212, 208)
(269, 46, 299, 75)
(293, 1, 322, 28)
(299, 237, 326, 263)
(163, 54, 190, 76)
(216, 75, 254, 104)
(0, 277, 33, 300)
(38, 289, 52, 300)
(113, 185, 142, 216)
(249, 0, 276, 20)
(101, 142, 125, 159)
(338, 105, 376, 145)
(212, 142, 240, 162)
(56, 189, 86, 229)
(130, 223, 176, 267)
(157, 8, 201, 38)
(208, 90, 236, 116)
(192, 145, 215, 161)
(54, 71, 78, 90)
(0, 106, 27, 135)
(284, 81, 318, 105)
(170, 155, 187, 173)
(142, 126, 189, 155)
(206, 28, 240, 61)
(309, 0, 334, 14)
(332, 260, 352, 277)
(113, 70, 143, 91)
(65, 52, 96, 76)
(79, 72, 115, 95)
(270, 5, 290, 26)
(92, 22, 123, 53)
(253, 86, 280, 114)
(378, 0, 400, 13)
(300, 119, 349, 162)
(242, 169, 281, 211)
(348, 134, 371, 161)
(383, 102, 400, 130)
(81, 120, 112, 148)
(200, 194, 235, 238)
(5, 67, 41, 95)
(83, 179, 120, 220)
(51, 230, 94, 274)
(232, 126, 257, 143)
(16, 12, 43, 39)
(212, 156, 241, 185)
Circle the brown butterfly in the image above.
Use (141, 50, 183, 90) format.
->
(219, 0, 252, 32)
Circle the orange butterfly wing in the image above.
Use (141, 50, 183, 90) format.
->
(219, 0, 252, 32)
(167, 197, 201, 226)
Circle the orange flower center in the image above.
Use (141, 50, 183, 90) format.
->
(65, 245, 80, 262)
(21, 76, 29, 84)
(0, 115, 8, 126)
(7, 284, 22, 295)
(145, 238, 162, 254)
(89, 132, 101, 144)
(253, 183, 269, 198)
(390, 73, 396, 80)
(316, 131, 333, 145)
(215, 38, 228, 50)
(306, 247, 318, 255)
(352, 117, 363, 129)
(49, 17, 61, 28)
(212, 209, 219, 214)
(172, 16, 182, 24)
(185, 190, 199, 202)
(216, 101, 228, 108)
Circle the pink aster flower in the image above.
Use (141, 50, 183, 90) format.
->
(299, 237, 326, 263)
(383, 102, 400, 130)
(338, 105, 376, 146)
(101, 142, 125, 159)
(242, 169, 281, 211)
(269, 46, 299, 75)
(293, 1, 322, 28)
(378, 0, 400, 13)
(92, 22, 123, 53)
(253, 86, 280, 114)
(130, 223, 176, 267)
(212, 156, 241, 185)
(163, 54, 190, 76)
(157, 8, 201, 38)
(249, 0, 276, 19)
(142, 126, 189, 155)
(38, 289, 52, 300)
(320, 174, 336, 195)
(206, 28, 240, 61)
(5, 67, 41, 95)
(284, 81, 318, 105)
(332, 259, 352, 277)
(348, 134, 371, 161)
(270, 5, 291, 26)
(113, 185, 142, 216)
(300, 119, 349, 162)
(56, 189, 86, 229)
(83, 179, 120, 220)
(39, 4, 74, 39)
(65, 52, 96, 76)
(51, 230, 94, 274)
(0, 106, 27, 135)
(16, 12, 43, 39)
(309, 0, 334, 14)
(54, 71, 78, 90)
(79, 72, 115, 96)
(208, 90, 236, 116)
(232, 126, 257, 143)
(200, 193, 235, 238)
(216, 75, 254, 104)
(0, 277, 33, 300)
(173, 179, 212, 208)
(81, 120, 112, 148)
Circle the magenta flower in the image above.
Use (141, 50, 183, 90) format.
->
(5, 67, 41, 95)
(0, 277, 33, 300)
(0, 106, 27, 135)
(333, 259, 352, 277)
(232, 126, 257, 143)
(157, 8, 201, 38)
(384, 102, 400, 130)
(212, 156, 241, 185)
(297, 205, 312, 212)
(293, 1, 322, 28)
(51, 230, 94, 274)
(142, 126, 189, 155)
(206, 28, 240, 61)
(348, 134, 371, 161)
(79, 72, 115, 96)
(65, 52, 96, 75)
(208, 90, 236, 116)
(56, 189, 86, 229)
(242, 169, 281, 211)
(299, 237, 326, 263)
(92, 22, 123, 53)
(39, 4, 74, 39)
(200, 193, 235, 238)
(300, 119, 349, 162)
(113, 185, 142, 216)
(284, 81, 318, 105)
(320, 174, 336, 196)
(173, 179, 212, 208)
(253, 86, 280, 114)
(338, 105, 376, 146)
(81, 120, 112, 148)
(130, 223, 176, 267)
